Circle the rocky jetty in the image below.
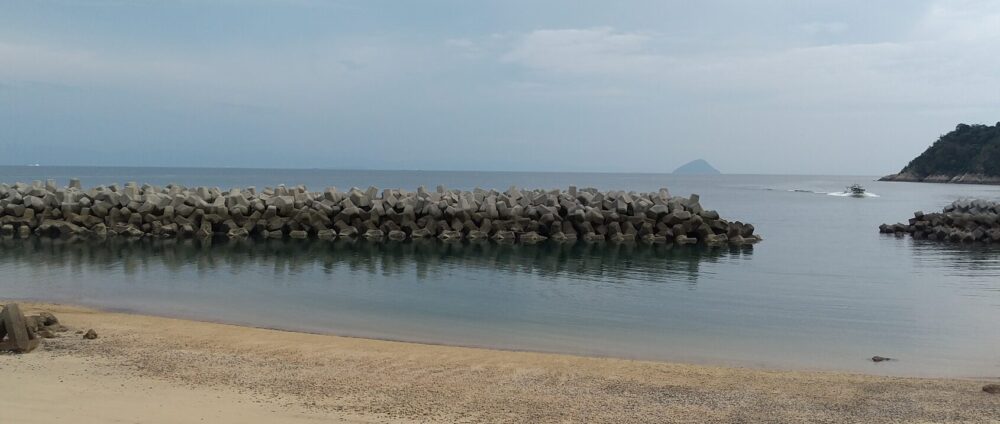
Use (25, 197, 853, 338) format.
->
(880, 199, 1000, 242)
(0, 180, 760, 245)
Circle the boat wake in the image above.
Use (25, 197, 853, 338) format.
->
(762, 188, 880, 197)
(827, 191, 880, 198)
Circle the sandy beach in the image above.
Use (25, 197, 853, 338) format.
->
(1, 302, 998, 423)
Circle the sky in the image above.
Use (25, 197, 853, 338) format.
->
(1, 0, 998, 175)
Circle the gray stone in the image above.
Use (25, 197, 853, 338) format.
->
(0, 303, 39, 353)
(520, 231, 546, 243)
(675, 234, 697, 244)
(438, 230, 462, 241)
(363, 229, 385, 239)
(491, 230, 515, 241)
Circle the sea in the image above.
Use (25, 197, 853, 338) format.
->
(1, 166, 999, 378)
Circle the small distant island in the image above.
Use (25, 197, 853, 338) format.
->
(673, 159, 721, 175)
(881, 122, 1000, 184)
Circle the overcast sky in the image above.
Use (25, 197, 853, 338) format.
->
(1, 0, 998, 174)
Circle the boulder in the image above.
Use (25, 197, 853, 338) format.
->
(675, 235, 697, 245)
(363, 229, 385, 239)
(438, 230, 462, 241)
(641, 233, 667, 243)
(410, 228, 431, 238)
(705, 233, 728, 245)
(491, 230, 515, 241)
(38, 312, 59, 326)
(0, 303, 40, 353)
(520, 231, 547, 243)
(699, 210, 720, 220)
(665, 211, 692, 225)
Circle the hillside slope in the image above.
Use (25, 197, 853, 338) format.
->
(881, 122, 1000, 184)
(673, 159, 721, 175)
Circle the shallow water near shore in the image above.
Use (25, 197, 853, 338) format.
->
(2, 166, 1000, 377)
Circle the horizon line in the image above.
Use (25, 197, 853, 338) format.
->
(0, 163, 889, 178)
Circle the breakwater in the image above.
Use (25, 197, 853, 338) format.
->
(0, 180, 760, 245)
(880, 199, 1000, 242)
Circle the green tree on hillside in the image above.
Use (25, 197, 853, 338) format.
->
(900, 122, 1000, 177)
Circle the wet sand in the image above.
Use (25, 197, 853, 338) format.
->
(1, 302, 998, 423)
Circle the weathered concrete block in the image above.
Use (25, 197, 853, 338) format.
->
(520, 231, 546, 243)
(0, 181, 759, 245)
(0, 303, 40, 353)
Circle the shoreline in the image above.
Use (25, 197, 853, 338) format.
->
(880, 172, 1000, 185)
(7, 296, 981, 379)
(2, 301, 999, 423)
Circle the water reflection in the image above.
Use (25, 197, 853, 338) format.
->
(0, 237, 753, 286)
(904, 239, 1000, 301)
(907, 238, 1000, 273)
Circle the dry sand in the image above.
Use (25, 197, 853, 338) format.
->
(1, 302, 998, 423)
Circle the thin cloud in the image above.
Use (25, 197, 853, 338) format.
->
(2, 0, 999, 173)
(916, 0, 1000, 41)
(797, 22, 849, 35)
(497, 0, 1000, 109)
(502, 27, 673, 75)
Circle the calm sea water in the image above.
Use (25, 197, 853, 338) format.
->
(2, 166, 1000, 377)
